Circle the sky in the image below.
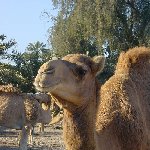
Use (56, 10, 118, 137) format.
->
(0, 0, 57, 53)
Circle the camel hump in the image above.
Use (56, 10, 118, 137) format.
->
(0, 84, 21, 93)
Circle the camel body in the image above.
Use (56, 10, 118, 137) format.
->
(0, 85, 52, 150)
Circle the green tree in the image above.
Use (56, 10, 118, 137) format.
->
(0, 35, 25, 89)
(0, 63, 28, 90)
(49, 0, 150, 81)
(1, 41, 51, 92)
(0, 34, 16, 55)
(22, 41, 51, 78)
(50, 0, 150, 51)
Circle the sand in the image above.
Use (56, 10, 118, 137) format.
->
(0, 123, 65, 150)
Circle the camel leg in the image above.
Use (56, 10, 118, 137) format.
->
(28, 127, 33, 145)
(19, 126, 30, 150)
(39, 123, 44, 133)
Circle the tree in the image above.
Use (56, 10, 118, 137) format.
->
(50, 0, 150, 51)
(49, 0, 150, 81)
(0, 34, 16, 55)
(0, 63, 28, 91)
(1, 41, 51, 92)
(22, 41, 51, 79)
(0, 35, 25, 89)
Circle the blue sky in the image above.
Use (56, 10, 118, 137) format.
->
(0, 0, 57, 53)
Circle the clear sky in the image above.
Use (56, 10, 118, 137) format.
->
(0, 0, 57, 53)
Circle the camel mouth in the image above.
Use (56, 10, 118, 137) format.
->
(34, 80, 60, 93)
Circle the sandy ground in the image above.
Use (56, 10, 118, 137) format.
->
(0, 123, 65, 150)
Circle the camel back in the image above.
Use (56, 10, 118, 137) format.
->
(0, 85, 21, 93)
(115, 47, 150, 75)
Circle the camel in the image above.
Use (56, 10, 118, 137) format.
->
(38, 96, 63, 132)
(34, 47, 150, 150)
(0, 84, 52, 150)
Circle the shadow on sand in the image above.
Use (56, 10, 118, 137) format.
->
(0, 145, 51, 150)
(0, 145, 18, 150)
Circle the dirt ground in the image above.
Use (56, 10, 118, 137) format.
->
(0, 122, 65, 150)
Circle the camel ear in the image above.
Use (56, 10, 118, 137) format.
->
(117, 51, 125, 63)
(92, 56, 105, 76)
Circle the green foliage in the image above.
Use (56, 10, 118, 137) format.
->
(0, 63, 28, 91)
(49, 0, 150, 82)
(0, 35, 26, 91)
(50, 0, 150, 51)
(0, 34, 16, 55)
(1, 41, 51, 92)
(99, 47, 120, 83)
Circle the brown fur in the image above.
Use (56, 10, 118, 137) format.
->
(34, 53, 105, 150)
(0, 85, 52, 150)
(34, 47, 150, 150)
(96, 47, 150, 150)
(0, 84, 20, 93)
(51, 93, 97, 150)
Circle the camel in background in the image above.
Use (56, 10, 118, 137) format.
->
(0, 84, 52, 150)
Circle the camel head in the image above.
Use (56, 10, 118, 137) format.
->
(34, 54, 105, 106)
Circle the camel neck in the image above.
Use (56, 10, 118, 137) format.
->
(63, 98, 97, 150)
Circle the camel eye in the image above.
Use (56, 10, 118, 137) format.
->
(76, 67, 87, 77)
(42, 68, 55, 74)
